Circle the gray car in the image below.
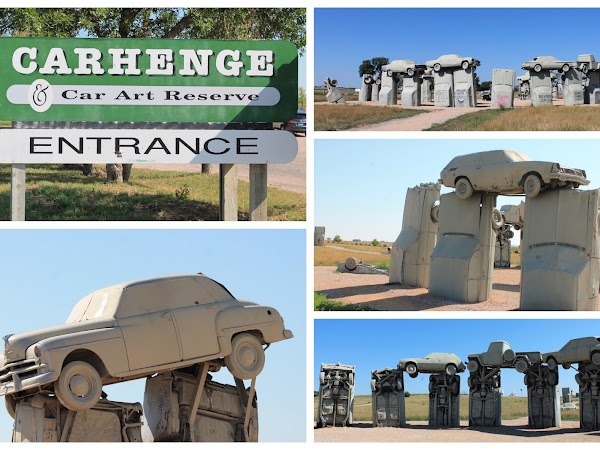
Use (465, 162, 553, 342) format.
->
(280, 109, 306, 135)
(543, 337, 600, 370)
(398, 353, 465, 377)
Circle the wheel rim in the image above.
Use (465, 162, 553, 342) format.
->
(526, 179, 535, 192)
(69, 373, 92, 397)
(407, 364, 416, 374)
(458, 183, 467, 194)
(236, 343, 259, 370)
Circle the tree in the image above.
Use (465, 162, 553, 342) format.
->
(372, 238, 380, 247)
(358, 59, 375, 77)
(0, 8, 306, 181)
(333, 235, 342, 243)
(474, 76, 481, 91)
(370, 57, 389, 77)
(298, 87, 306, 109)
(479, 80, 492, 91)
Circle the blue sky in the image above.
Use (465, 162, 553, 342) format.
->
(315, 139, 599, 242)
(315, 8, 600, 88)
(0, 229, 305, 442)
(315, 319, 596, 397)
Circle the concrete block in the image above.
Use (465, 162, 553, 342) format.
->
(317, 363, 355, 428)
(371, 368, 405, 427)
(429, 193, 495, 303)
(402, 74, 422, 106)
(453, 66, 477, 107)
(432, 69, 454, 107)
(520, 189, 600, 311)
(563, 68, 585, 106)
(371, 77, 380, 102)
(359, 74, 373, 102)
(491, 69, 515, 108)
(390, 183, 440, 288)
(314, 226, 325, 246)
(379, 69, 398, 105)
(530, 71, 553, 106)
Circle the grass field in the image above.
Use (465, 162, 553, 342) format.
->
(314, 88, 358, 103)
(328, 243, 390, 253)
(315, 104, 427, 131)
(315, 245, 391, 267)
(314, 292, 372, 311)
(0, 164, 305, 221)
(426, 106, 600, 131)
(314, 394, 580, 422)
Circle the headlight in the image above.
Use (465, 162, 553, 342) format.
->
(33, 345, 43, 359)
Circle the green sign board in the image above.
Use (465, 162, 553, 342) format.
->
(0, 37, 298, 123)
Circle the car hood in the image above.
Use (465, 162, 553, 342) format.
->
(3, 318, 118, 363)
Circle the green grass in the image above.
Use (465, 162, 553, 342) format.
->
(425, 108, 509, 131)
(315, 104, 428, 131)
(328, 243, 389, 253)
(314, 293, 372, 311)
(0, 164, 305, 221)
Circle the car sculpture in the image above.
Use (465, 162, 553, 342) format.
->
(543, 337, 600, 370)
(521, 56, 576, 73)
(467, 340, 541, 375)
(398, 353, 465, 378)
(426, 54, 480, 72)
(0, 274, 293, 412)
(439, 150, 588, 199)
(385, 60, 426, 77)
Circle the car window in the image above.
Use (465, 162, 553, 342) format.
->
(116, 277, 235, 318)
(296, 113, 306, 120)
(66, 288, 120, 323)
(504, 151, 531, 163)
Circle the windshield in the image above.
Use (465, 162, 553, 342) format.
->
(66, 288, 121, 323)
(505, 151, 531, 162)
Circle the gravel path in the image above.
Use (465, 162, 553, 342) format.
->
(314, 267, 521, 311)
(314, 419, 595, 442)
(133, 136, 306, 193)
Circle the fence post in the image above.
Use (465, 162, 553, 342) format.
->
(10, 164, 26, 221)
(249, 164, 268, 221)
(219, 163, 238, 221)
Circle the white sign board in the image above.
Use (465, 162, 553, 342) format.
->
(0, 129, 297, 164)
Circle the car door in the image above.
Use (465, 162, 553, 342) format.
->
(171, 301, 220, 361)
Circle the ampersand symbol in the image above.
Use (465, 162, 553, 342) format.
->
(32, 83, 49, 107)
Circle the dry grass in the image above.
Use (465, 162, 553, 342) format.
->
(315, 93, 359, 103)
(315, 394, 580, 422)
(315, 104, 427, 131)
(328, 243, 389, 253)
(315, 245, 390, 267)
(428, 106, 600, 131)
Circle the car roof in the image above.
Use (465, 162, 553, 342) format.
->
(445, 150, 531, 168)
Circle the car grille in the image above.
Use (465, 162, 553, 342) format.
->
(0, 359, 41, 387)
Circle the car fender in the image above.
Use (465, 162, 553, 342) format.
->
(34, 327, 128, 377)
(216, 304, 287, 344)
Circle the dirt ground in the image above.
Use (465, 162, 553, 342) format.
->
(314, 266, 600, 311)
(314, 419, 599, 442)
(317, 98, 588, 131)
(133, 135, 306, 193)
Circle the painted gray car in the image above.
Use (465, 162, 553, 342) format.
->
(426, 54, 480, 72)
(522, 56, 574, 73)
(543, 337, 600, 370)
(398, 353, 465, 377)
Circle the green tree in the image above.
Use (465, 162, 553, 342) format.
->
(370, 57, 389, 76)
(372, 238, 380, 247)
(479, 80, 492, 91)
(298, 87, 306, 108)
(358, 59, 375, 77)
(333, 235, 342, 243)
(0, 8, 306, 181)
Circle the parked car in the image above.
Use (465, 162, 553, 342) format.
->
(439, 150, 588, 199)
(398, 353, 465, 377)
(279, 109, 306, 135)
(543, 337, 600, 370)
(426, 54, 480, 72)
(0, 274, 292, 412)
(521, 56, 574, 73)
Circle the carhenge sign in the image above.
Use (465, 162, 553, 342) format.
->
(0, 37, 298, 122)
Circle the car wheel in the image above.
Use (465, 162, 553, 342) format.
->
(591, 351, 600, 366)
(455, 178, 474, 200)
(514, 224, 521, 231)
(371, 379, 377, 392)
(462, 61, 469, 70)
(561, 363, 571, 370)
(534, 64, 542, 73)
(548, 370, 558, 386)
(433, 63, 441, 72)
(523, 174, 542, 198)
(581, 64, 589, 74)
(575, 373, 585, 387)
(467, 377, 474, 388)
(54, 361, 102, 411)
(506, 230, 514, 239)
(428, 381, 435, 393)
(546, 357, 558, 371)
(405, 362, 418, 377)
(430, 205, 440, 224)
(562, 64, 571, 73)
(503, 348, 516, 363)
(451, 381, 459, 395)
(515, 359, 529, 374)
(467, 360, 480, 373)
(387, 69, 393, 77)
(491, 376, 500, 389)
(345, 257, 358, 271)
(407, 68, 415, 77)
(491, 208, 505, 229)
(396, 379, 403, 391)
(348, 373, 354, 385)
(445, 364, 457, 376)
(320, 372, 325, 385)
(225, 333, 265, 380)
(364, 75, 373, 84)
(5, 395, 16, 419)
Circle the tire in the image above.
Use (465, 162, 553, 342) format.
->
(451, 381, 459, 395)
(455, 178, 474, 200)
(514, 224, 521, 231)
(462, 60, 469, 70)
(562, 363, 571, 370)
(371, 379, 377, 392)
(407, 68, 415, 77)
(375, 78, 381, 85)
(523, 174, 542, 198)
(582, 64, 589, 74)
(405, 362, 418, 376)
(491, 208, 505, 229)
(503, 348, 516, 363)
(534, 64, 542, 73)
(591, 351, 600, 366)
(430, 205, 440, 224)
(348, 373, 354, 385)
(429, 381, 435, 393)
(345, 257, 358, 271)
(575, 373, 585, 387)
(467, 360, 480, 373)
(445, 364, 457, 376)
(562, 64, 570, 73)
(387, 69, 393, 77)
(524, 374, 530, 386)
(225, 333, 265, 380)
(396, 379, 403, 391)
(433, 63, 441, 72)
(54, 361, 102, 411)
(364, 75, 373, 84)
(331, 79, 338, 87)
(548, 371, 558, 386)
(320, 372, 325, 385)
(5, 395, 16, 419)
(515, 359, 529, 374)
(546, 357, 558, 371)
(491, 376, 500, 389)
(506, 230, 514, 239)
(467, 377, 474, 388)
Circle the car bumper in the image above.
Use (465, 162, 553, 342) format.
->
(0, 359, 56, 395)
(286, 125, 306, 133)
(283, 329, 294, 339)
(552, 174, 589, 184)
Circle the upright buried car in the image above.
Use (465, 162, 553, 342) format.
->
(398, 353, 465, 378)
(439, 150, 588, 199)
(0, 274, 292, 413)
